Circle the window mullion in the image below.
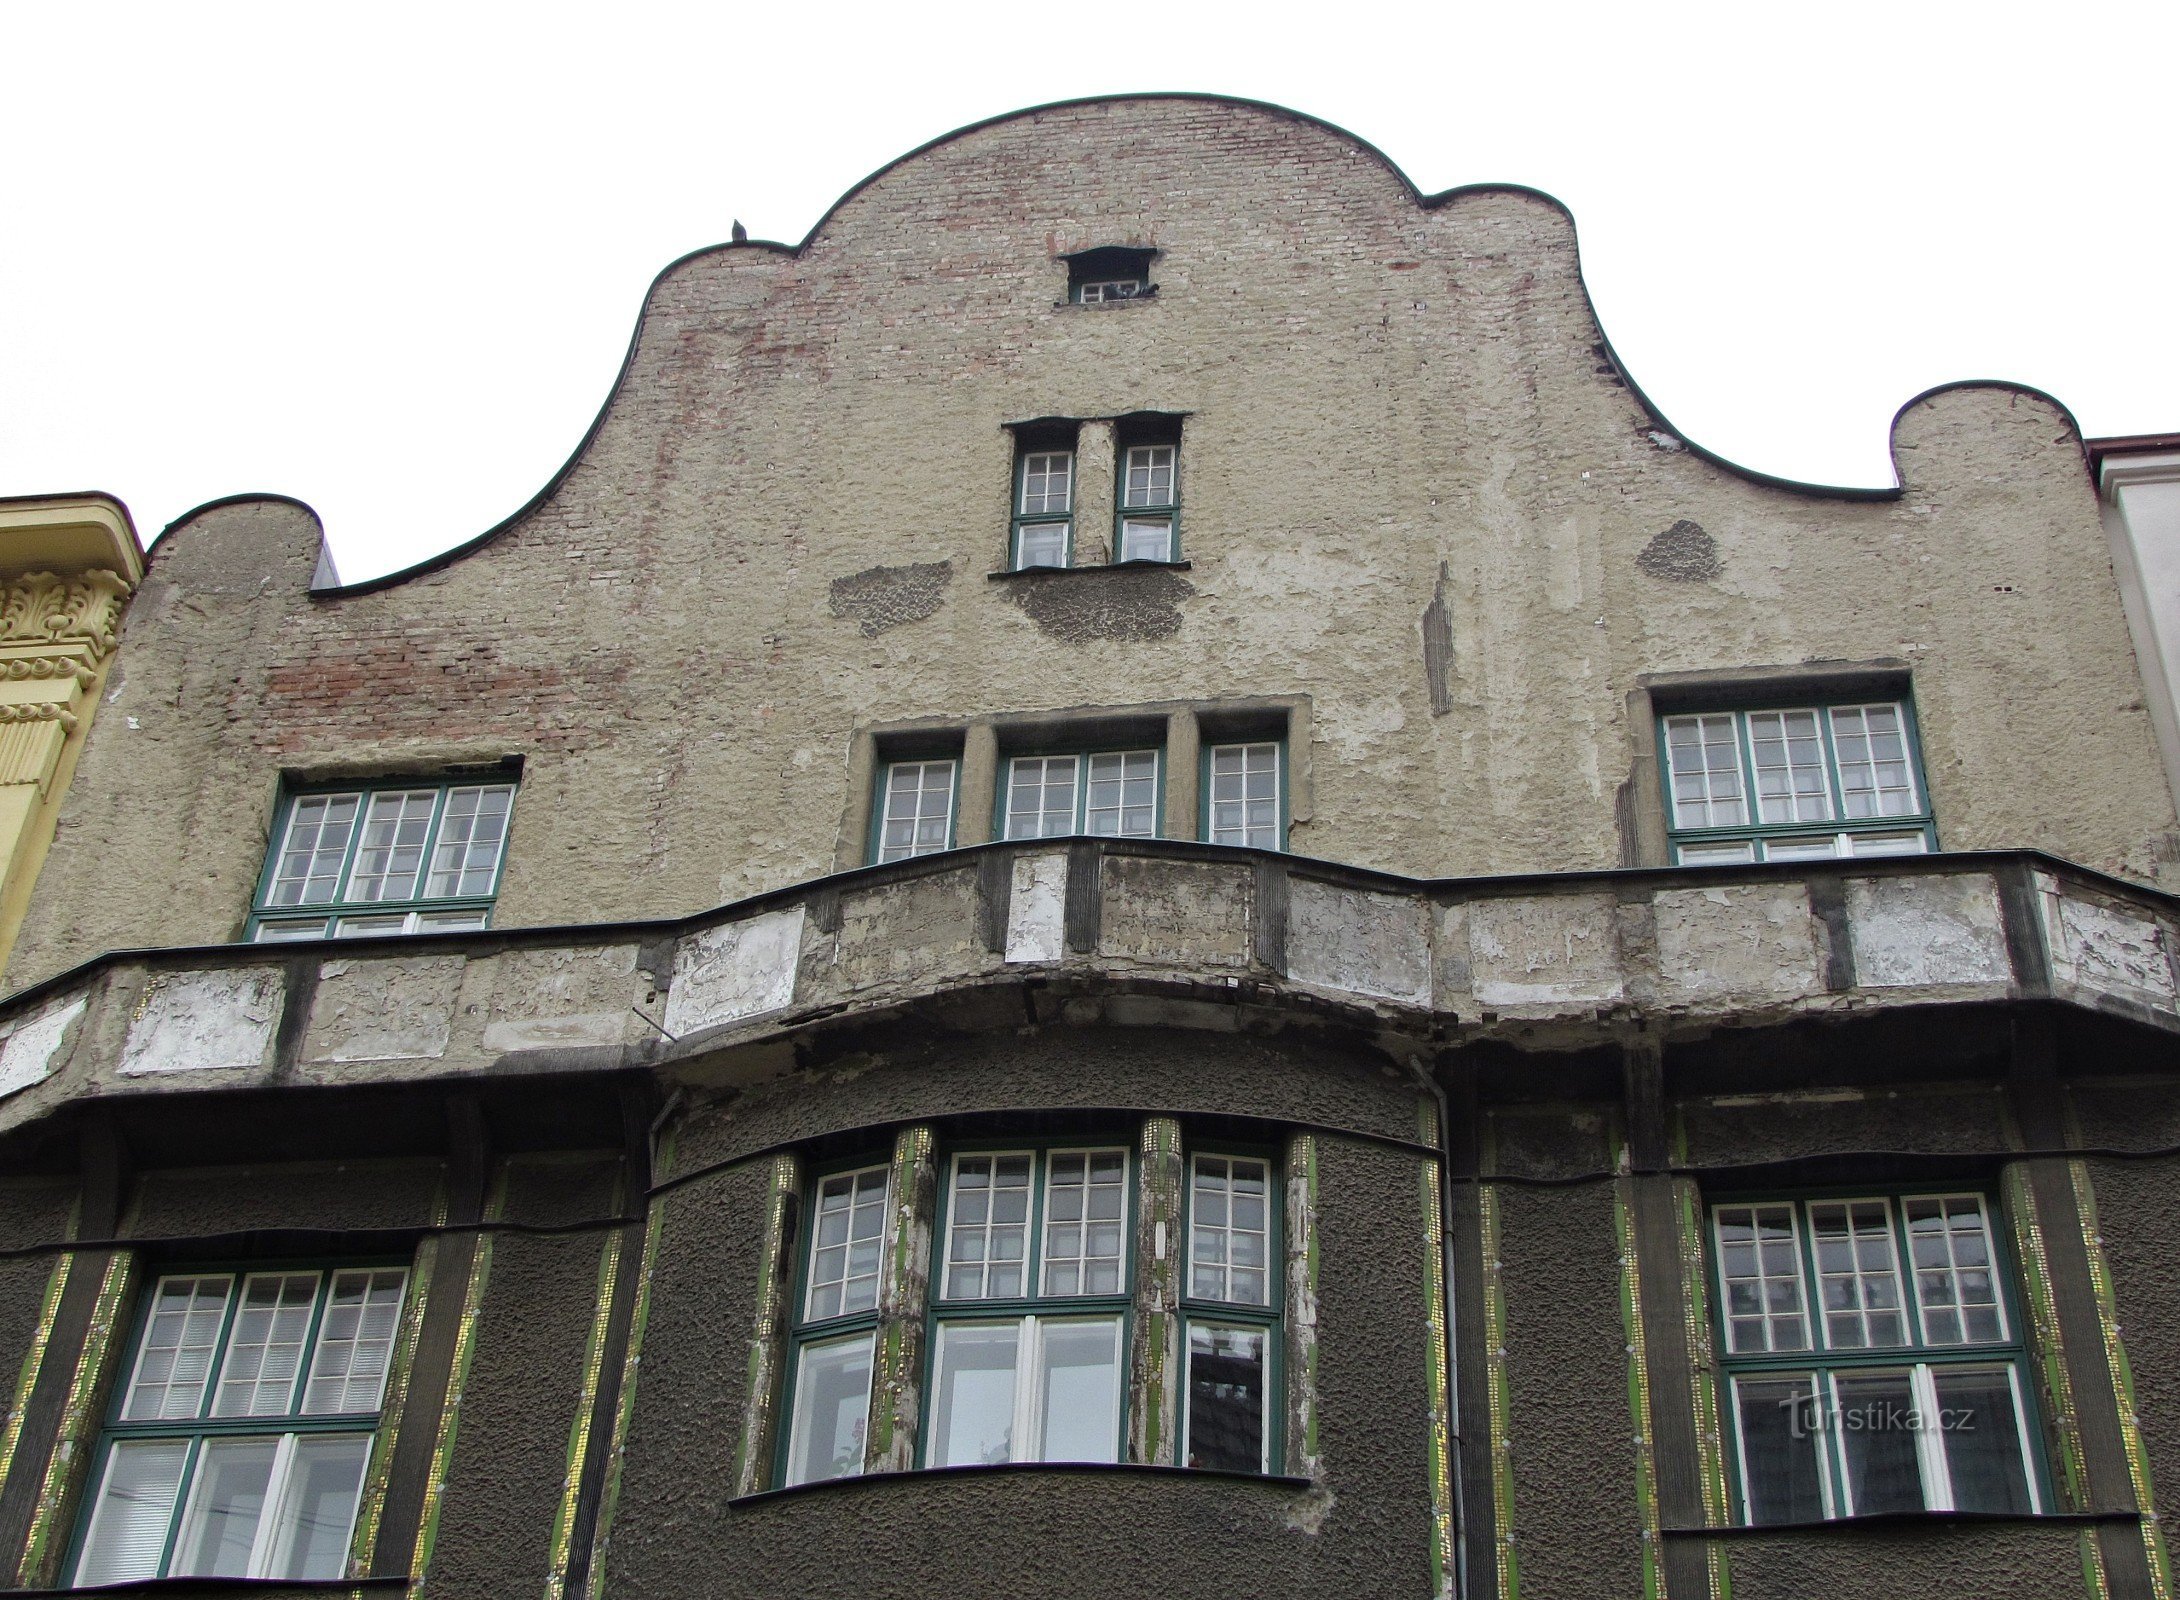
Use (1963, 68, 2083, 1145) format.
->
(1909, 1363, 1953, 1512)
(327, 792, 372, 907)
(412, 790, 452, 904)
(245, 1431, 301, 1577)
(286, 1272, 333, 1416)
(1733, 711, 1767, 840)
(152, 1434, 206, 1580)
(1816, 706, 1850, 839)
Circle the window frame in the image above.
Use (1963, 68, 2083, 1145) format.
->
(1113, 439, 1180, 564)
(1657, 698, 1936, 865)
(869, 758, 961, 865)
(1179, 1144, 1284, 1475)
(776, 1156, 894, 1489)
(246, 778, 517, 942)
(1200, 739, 1288, 852)
(1708, 1188, 2049, 1525)
(996, 747, 1165, 842)
(920, 1140, 1137, 1469)
(1010, 445, 1076, 571)
(66, 1259, 412, 1587)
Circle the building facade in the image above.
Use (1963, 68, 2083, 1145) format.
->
(0, 95, 2176, 1600)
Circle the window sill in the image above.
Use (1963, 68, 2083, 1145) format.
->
(8, 1578, 412, 1597)
(1662, 1508, 2137, 1537)
(987, 560, 1192, 581)
(730, 1459, 1311, 1507)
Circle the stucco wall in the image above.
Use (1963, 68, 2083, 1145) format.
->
(9, 97, 2174, 990)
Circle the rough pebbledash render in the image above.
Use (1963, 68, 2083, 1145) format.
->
(11, 98, 2174, 986)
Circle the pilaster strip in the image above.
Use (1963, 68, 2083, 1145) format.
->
(1422, 1153, 1457, 1600)
(1614, 1180, 1664, 1600)
(545, 1215, 629, 1600)
(1479, 1181, 1517, 1600)
(16, 1250, 132, 1588)
(1672, 1179, 1730, 1600)
(2006, 1167, 2091, 1513)
(349, 1234, 439, 1575)
(1130, 1116, 1184, 1467)
(0, 1254, 71, 1504)
(584, 1190, 667, 1600)
(1283, 1131, 1321, 1480)
(734, 1153, 802, 1496)
(409, 1169, 505, 1592)
(2073, 1162, 2173, 1600)
(865, 1124, 935, 1474)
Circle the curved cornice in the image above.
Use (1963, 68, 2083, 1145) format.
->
(159, 92, 2077, 598)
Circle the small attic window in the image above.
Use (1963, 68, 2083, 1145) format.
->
(1064, 246, 1157, 305)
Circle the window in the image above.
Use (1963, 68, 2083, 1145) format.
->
(1002, 750, 1160, 840)
(250, 781, 516, 941)
(1660, 701, 1933, 864)
(1011, 446, 1074, 570)
(928, 1148, 1132, 1467)
(1710, 1194, 2042, 1524)
(1064, 246, 1156, 305)
(1205, 741, 1283, 850)
(1116, 441, 1179, 563)
(1183, 1153, 1277, 1472)
(782, 1165, 890, 1488)
(874, 759, 958, 863)
(71, 1266, 408, 1585)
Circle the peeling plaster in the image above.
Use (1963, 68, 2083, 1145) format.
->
(0, 994, 84, 1098)
(121, 968, 282, 1075)
(662, 906, 807, 1037)
(1004, 853, 1066, 964)
(827, 561, 953, 636)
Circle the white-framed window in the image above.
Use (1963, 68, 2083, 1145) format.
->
(1661, 700, 1934, 864)
(1012, 448, 1074, 570)
(249, 782, 515, 942)
(1002, 750, 1160, 840)
(926, 1146, 1131, 1467)
(1206, 742, 1283, 851)
(1116, 442, 1178, 562)
(1076, 279, 1144, 303)
(875, 760, 958, 863)
(71, 1267, 408, 1586)
(1183, 1154, 1276, 1472)
(1712, 1194, 2042, 1524)
(782, 1164, 891, 1488)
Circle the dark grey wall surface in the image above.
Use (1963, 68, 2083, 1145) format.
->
(1712, 1519, 2090, 1597)
(123, 1158, 445, 1237)
(0, 1179, 74, 1396)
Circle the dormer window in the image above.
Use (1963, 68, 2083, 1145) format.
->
(1064, 246, 1157, 306)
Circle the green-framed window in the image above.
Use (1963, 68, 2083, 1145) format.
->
(1660, 700, 1934, 864)
(873, 759, 958, 863)
(249, 780, 516, 941)
(1115, 440, 1179, 563)
(1011, 446, 1075, 570)
(1204, 740, 1285, 851)
(1001, 749, 1161, 841)
(1710, 1192, 2044, 1523)
(1182, 1151, 1279, 1472)
(70, 1265, 409, 1585)
(781, 1163, 890, 1488)
(926, 1146, 1134, 1467)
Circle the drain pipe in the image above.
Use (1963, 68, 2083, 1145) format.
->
(1408, 1055, 1469, 1600)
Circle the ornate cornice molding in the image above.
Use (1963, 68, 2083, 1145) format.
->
(0, 704, 77, 730)
(0, 570, 131, 658)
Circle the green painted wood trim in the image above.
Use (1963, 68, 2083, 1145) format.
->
(15, 1250, 132, 1588)
(2072, 1163, 2173, 1600)
(348, 1236, 438, 1577)
(0, 1254, 71, 1510)
(1614, 1179, 1665, 1600)
(735, 1153, 802, 1496)
(1479, 1183, 1517, 1600)
(1129, 1117, 1184, 1468)
(1283, 1132, 1321, 1480)
(1671, 1178, 1733, 1600)
(1422, 1154, 1457, 1600)
(865, 1126, 935, 1474)
(2005, 1165, 2094, 1520)
(545, 1196, 630, 1600)
(583, 1178, 667, 1600)
(407, 1166, 505, 1592)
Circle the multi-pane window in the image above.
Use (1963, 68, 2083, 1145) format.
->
(1012, 449, 1075, 569)
(1206, 742, 1283, 851)
(72, 1267, 407, 1586)
(874, 760, 958, 863)
(928, 1148, 1132, 1468)
(1116, 443, 1179, 562)
(1076, 278, 1144, 303)
(1002, 750, 1160, 840)
(1185, 1154, 1277, 1472)
(1661, 701, 1933, 864)
(250, 782, 515, 941)
(783, 1166, 890, 1488)
(1711, 1195, 2042, 1524)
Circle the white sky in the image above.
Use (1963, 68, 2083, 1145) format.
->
(3, 1, 2173, 583)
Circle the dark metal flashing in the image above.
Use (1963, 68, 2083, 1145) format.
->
(1662, 1508, 2139, 1536)
(140, 94, 2091, 600)
(986, 559, 1193, 581)
(725, 1458, 1313, 1508)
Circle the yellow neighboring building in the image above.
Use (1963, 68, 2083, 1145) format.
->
(0, 493, 140, 974)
